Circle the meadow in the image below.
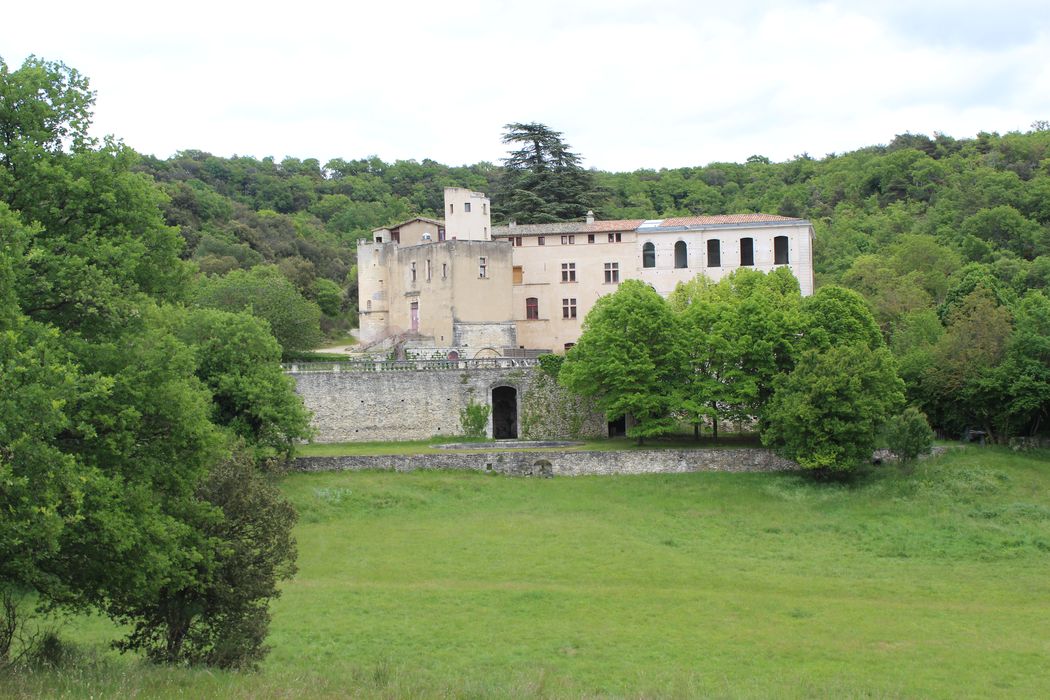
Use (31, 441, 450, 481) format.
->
(3, 447, 1050, 698)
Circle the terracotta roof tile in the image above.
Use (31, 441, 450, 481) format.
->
(492, 219, 643, 237)
(659, 214, 801, 226)
(372, 216, 444, 233)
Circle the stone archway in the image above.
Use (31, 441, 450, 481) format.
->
(492, 386, 518, 439)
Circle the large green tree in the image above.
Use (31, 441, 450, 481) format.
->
(0, 56, 303, 667)
(762, 343, 905, 472)
(671, 268, 802, 439)
(194, 265, 324, 354)
(495, 122, 604, 223)
(560, 280, 686, 443)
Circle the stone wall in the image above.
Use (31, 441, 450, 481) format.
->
(518, 372, 607, 440)
(290, 366, 606, 442)
(293, 448, 799, 476)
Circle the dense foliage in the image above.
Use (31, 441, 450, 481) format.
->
(0, 56, 306, 667)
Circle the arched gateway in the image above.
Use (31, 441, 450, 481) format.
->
(492, 386, 518, 439)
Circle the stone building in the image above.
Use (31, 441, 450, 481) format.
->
(357, 187, 815, 353)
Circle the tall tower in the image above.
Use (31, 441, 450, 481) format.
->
(443, 187, 492, 241)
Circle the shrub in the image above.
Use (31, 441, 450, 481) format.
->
(884, 406, 935, 463)
(459, 399, 490, 439)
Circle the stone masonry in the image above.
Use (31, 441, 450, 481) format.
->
(289, 364, 607, 442)
(293, 448, 799, 476)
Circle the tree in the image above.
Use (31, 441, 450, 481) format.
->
(0, 56, 94, 164)
(560, 281, 685, 443)
(883, 407, 935, 463)
(495, 123, 604, 223)
(177, 308, 313, 461)
(799, 285, 884, 352)
(1, 58, 301, 669)
(194, 265, 323, 353)
(762, 343, 905, 472)
(671, 268, 802, 439)
(113, 449, 297, 668)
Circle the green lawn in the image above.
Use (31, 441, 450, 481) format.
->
(5, 447, 1050, 698)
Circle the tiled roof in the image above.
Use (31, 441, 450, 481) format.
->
(659, 214, 802, 226)
(372, 216, 444, 233)
(493, 213, 806, 237)
(492, 220, 643, 237)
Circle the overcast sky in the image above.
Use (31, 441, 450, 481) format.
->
(5, 0, 1050, 171)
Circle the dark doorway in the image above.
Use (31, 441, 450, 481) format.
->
(608, 415, 626, 437)
(492, 386, 518, 439)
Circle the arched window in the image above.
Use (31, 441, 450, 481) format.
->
(707, 239, 721, 267)
(674, 241, 688, 268)
(642, 242, 656, 268)
(740, 237, 754, 266)
(774, 235, 789, 264)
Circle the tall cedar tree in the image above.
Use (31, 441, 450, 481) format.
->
(495, 122, 604, 223)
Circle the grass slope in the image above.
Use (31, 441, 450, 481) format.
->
(4, 448, 1050, 698)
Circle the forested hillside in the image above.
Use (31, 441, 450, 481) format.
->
(133, 122, 1050, 442)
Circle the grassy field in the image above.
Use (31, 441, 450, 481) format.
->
(4, 447, 1050, 698)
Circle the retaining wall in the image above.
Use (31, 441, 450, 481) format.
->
(293, 448, 800, 476)
(290, 366, 606, 442)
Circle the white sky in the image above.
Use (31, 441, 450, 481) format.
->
(5, 0, 1050, 171)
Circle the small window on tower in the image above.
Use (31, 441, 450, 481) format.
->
(479, 257, 487, 278)
(464, 202, 471, 213)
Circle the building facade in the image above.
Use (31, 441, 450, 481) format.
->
(358, 188, 815, 353)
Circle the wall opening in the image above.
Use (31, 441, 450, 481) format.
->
(674, 240, 688, 268)
(608, 415, 626, 437)
(774, 235, 789, 264)
(492, 386, 518, 439)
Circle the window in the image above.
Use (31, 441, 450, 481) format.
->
(512, 266, 523, 284)
(740, 237, 754, 266)
(410, 261, 416, 282)
(482, 203, 487, 215)
(562, 298, 577, 319)
(774, 235, 789, 264)
(479, 256, 487, 278)
(449, 203, 454, 214)
(642, 242, 656, 268)
(674, 241, 688, 269)
(561, 234, 575, 245)
(564, 342, 575, 351)
(438, 227, 446, 241)
(608, 232, 622, 243)
(426, 259, 432, 281)
(604, 262, 619, 283)
(526, 297, 539, 320)
(392, 230, 400, 244)
(464, 202, 471, 213)
(442, 263, 447, 279)
(511, 236, 522, 247)
(588, 234, 595, 244)
(561, 262, 576, 282)
(707, 239, 721, 267)
(538, 236, 545, 246)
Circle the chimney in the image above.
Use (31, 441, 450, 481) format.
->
(586, 210, 594, 224)
(509, 220, 516, 228)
